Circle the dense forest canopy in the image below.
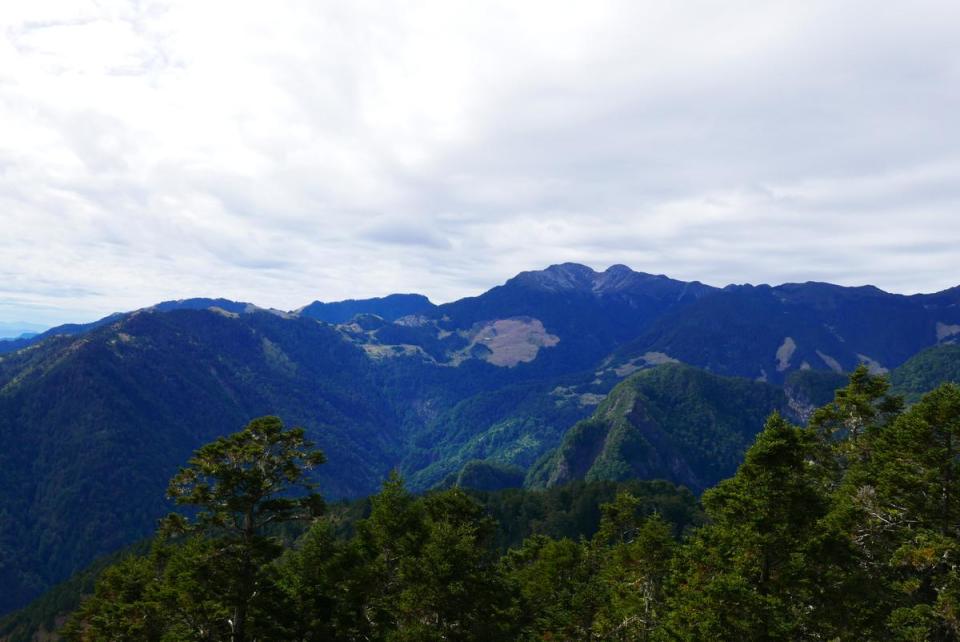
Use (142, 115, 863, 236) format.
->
(11, 367, 957, 640)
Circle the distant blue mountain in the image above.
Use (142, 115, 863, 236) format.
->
(0, 332, 38, 342)
(0, 314, 125, 355)
(0, 322, 47, 340)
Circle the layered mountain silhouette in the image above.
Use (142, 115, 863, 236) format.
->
(1, 263, 960, 613)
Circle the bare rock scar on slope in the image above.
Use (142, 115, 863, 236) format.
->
(464, 318, 560, 367)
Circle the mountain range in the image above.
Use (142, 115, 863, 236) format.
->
(0, 322, 47, 342)
(2, 263, 960, 614)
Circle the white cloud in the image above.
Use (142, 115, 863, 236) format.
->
(0, 0, 958, 325)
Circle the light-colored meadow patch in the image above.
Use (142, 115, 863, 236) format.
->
(816, 350, 843, 373)
(937, 322, 960, 343)
(466, 318, 560, 367)
(776, 337, 796, 372)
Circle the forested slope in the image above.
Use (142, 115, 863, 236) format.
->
(2, 264, 960, 614)
(17, 370, 960, 640)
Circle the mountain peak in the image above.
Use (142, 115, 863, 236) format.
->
(515, 263, 599, 291)
(508, 263, 714, 300)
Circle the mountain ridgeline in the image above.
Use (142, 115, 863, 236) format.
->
(1, 263, 960, 615)
(528, 364, 792, 492)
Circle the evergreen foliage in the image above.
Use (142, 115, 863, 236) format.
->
(51, 370, 960, 640)
(890, 344, 960, 402)
(438, 459, 526, 491)
(529, 363, 790, 491)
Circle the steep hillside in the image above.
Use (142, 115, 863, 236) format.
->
(890, 344, 960, 401)
(439, 460, 526, 491)
(783, 369, 851, 422)
(527, 364, 794, 492)
(0, 308, 400, 614)
(528, 350, 960, 496)
(400, 377, 602, 490)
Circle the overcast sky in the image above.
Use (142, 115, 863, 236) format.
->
(2, 0, 959, 326)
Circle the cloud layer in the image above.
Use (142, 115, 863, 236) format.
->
(2, 0, 959, 325)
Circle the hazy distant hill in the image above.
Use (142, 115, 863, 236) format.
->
(0, 322, 47, 340)
(0, 315, 126, 356)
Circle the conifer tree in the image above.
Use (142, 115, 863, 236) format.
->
(664, 413, 829, 639)
(162, 416, 326, 642)
(845, 384, 960, 638)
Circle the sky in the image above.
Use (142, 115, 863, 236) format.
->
(1, 0, 959, 327)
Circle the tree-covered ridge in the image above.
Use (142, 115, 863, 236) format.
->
(298, 293, 438, 325)
(49, 425, 702, 641)
(0, 478, 699, 642)
(890, 344, 960, 402)
(528, 364, 798, 492)
(0, 309, 402, 615)
(400, 377, 599, 490)
(33, 370, 960, 640)
(613, 281, 960, 383)
(3, 264, 960, 616)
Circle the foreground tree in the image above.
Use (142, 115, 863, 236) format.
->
(164, 416, 325, 642)
(601, 519, 674, 639)
(65, 416, 325, 642)
(352, 473, 518, 641)
(809, 364, 904, 490)
(841, 384, 960, 638)
(59, 373, 960, 641)
(664, 413, 832, 639)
